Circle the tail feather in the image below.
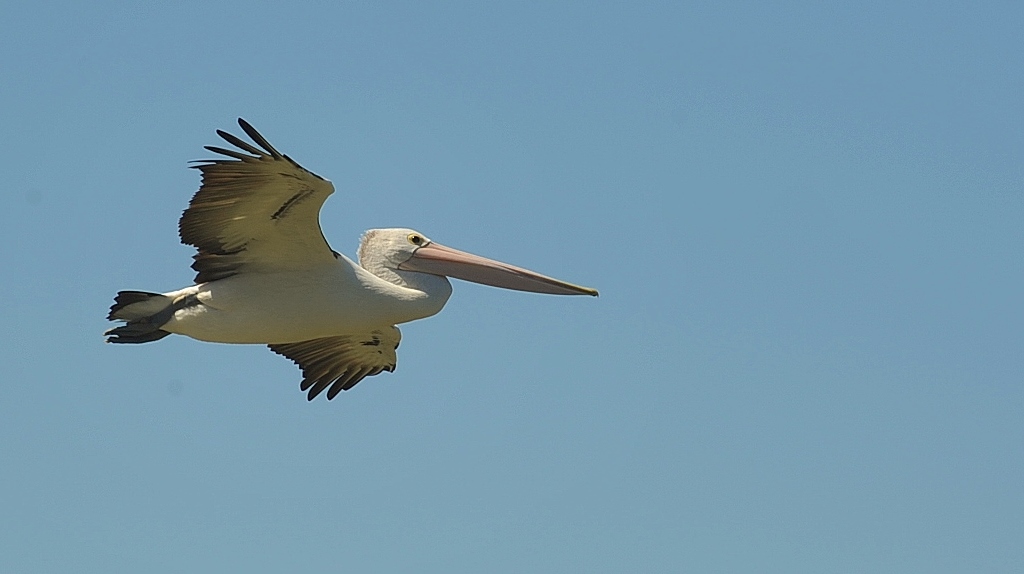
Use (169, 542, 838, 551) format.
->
(105, 322, 172, 343)
(108, 290, 170, 321)
(105, 290, 175, 344)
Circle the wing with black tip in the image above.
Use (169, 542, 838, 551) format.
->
(180, 118, 337, 283)
(269, 327, 402, 400)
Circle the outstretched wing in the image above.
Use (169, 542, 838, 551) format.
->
(269, 327, 402, 401)
(180, 118, 338, 283)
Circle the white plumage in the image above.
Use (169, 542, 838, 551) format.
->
(106, 119, 597, 401)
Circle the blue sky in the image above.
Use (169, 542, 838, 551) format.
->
(2, 1, 1022, 572)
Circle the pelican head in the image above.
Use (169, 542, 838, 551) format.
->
(358, 228, 598, 296)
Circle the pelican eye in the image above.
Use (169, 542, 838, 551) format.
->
(407, 234, 424, 246)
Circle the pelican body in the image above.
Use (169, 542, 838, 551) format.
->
(106, 119, 597, 400)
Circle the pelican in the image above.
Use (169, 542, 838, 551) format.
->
(105, 119, 597, 401)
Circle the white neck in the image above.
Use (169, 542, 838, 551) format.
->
(357, 253, 453, 323)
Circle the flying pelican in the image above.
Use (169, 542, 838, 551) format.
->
(105, 119, 597, 401)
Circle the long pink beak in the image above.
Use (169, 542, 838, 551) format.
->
(398, 242, 599, 296)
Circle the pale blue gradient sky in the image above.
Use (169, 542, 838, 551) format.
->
(2, 2, 1022, 572)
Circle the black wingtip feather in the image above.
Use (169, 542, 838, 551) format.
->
(326, 385, 342, 400)
(216, 129, 266, 157)
(306, 379, 331, 401)
(203, 145, 256, 161)
(237, 118, 284, 159)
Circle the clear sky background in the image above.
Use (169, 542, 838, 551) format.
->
(1, 2, 1022, 572)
